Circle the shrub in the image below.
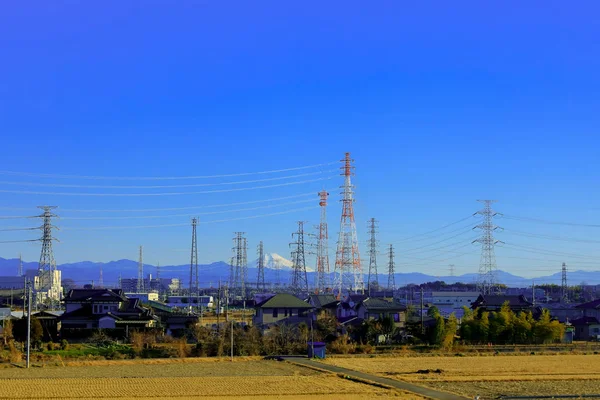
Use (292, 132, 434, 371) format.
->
(328, 334, 355, 355)
(60, 339, 69, 351)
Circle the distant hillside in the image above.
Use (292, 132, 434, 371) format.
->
(1, 257, 599, 287)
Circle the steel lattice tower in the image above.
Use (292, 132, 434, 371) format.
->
(230, 232, 247, 298)
(387, 244, 396, 292)
(190, 218, 199, 295)
(474, 200, 503, 295)
(18, 253, 23, 277)
(37, 206, 58, 300)
(99, 265, 103, 288)
(316, 190, 331, 293)
(334, 153, 363, 295)
(290, 221, 309, 295)
(367, 218, 379, 295)
(561, 262, 568, 303)
(257, 241, 266, 292)
(137, 245, 144, 293)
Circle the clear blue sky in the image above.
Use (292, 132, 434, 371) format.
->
(1, 1, 599, 281)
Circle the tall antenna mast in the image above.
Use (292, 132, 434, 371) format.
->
(190, 217, 198, 296)
(316, 190, 331, 293)
(334, 153, 363, 295)
(367, 218, 379, 296)
(257, 241, 266, 292)
(474, 200, 503, 295)
(290, 221, 309, 295)
(387, 244, 396, 292)
(137, 245, 144, 293)
(561, 262, 568, 303)
(37, 205, 59, 308)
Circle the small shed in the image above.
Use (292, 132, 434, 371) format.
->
(307, 341, 326, 359)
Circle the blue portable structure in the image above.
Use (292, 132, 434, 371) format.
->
(307, 341, 326, 359)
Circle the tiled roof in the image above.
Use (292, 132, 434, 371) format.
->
(256, 293, 313, 309)
(309, 294, 338, 308)
(474, 295, 532, 307)
(570, 316, 600, 325)
(361, 298, 406, 311)
(575, 299, 600, 310)
(64, 289, 126, 303)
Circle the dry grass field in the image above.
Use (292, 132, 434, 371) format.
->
(0, 358, 405, 399)
(323, 354, 600, 398)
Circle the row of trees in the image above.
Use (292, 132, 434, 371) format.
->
(460, 305, 565, 345)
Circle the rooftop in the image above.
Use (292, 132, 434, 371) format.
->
(255, 293, 313, 309)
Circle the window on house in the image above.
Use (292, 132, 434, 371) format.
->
(273, 309, 278, 318)
(284, 309, 288, 317)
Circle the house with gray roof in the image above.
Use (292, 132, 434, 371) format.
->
(253, 293, 313, 328)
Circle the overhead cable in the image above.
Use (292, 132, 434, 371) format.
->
(0, 177, 335, 196)
(0, 169, 336, 189)
(0, 161, 338, 180)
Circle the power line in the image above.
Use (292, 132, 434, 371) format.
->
(0, 161, 338, 180)
(59, 199, 315, 220)
(60, 206, 318, 230)
(0, 169, 336, 189)
(0, 176, 335, 196)
(399, 228, 475, 254)
(503, 228, 600, 244)
(503, 214, 600, 228)
(391, 216, 473, 242)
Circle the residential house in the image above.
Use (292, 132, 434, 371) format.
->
(61, 289, 158, 334)
(471, 294, 536, 314)
(575, 299, 600, 321)
(570, 316, 600, 341)
(308, 294, 338, 317)
(357, 298, 407, 328)
(253, 293, 313, 328)
(337, 294, 367, 321)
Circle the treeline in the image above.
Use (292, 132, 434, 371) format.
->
(460, 304, 565, 345)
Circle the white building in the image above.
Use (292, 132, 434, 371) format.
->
(431, 291, 480, 309)
(166, 295, 213, 308)
(125, 292, 160, 303)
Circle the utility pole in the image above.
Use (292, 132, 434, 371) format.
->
(561, 262, 569, 303)
(334, 153, 363, 295)
(190, 217, 198, 299)
(26, 281, 31, 368)
(420, 286, 425, 335)
(256, 241, 266, 292)
(230, 320, 234, 362)
(473, 200, 503, 295)
(290, 221, 309, 295)
(37, 205, 59, 309)
(316, 190, 331, 293)
(387, 244, 396, 293)
(367, 218, 379, 296)
(137, 246, 144, 293)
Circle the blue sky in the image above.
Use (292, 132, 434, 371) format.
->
(0, 1, 599, 280)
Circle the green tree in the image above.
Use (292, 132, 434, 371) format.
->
(442, 313, 458, 349)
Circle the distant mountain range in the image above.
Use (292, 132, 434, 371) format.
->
(1, 256, 599, 287)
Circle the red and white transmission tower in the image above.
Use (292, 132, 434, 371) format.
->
(334, 153, 363, 295)
(316, 190, 330, 293)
